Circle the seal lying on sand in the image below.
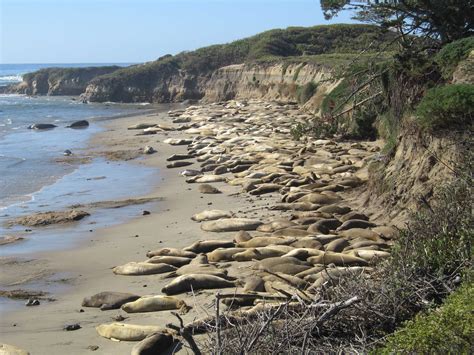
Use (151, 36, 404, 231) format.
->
(161, 274, 236, 295)
(191, 210, 233, 222)
(201, 218, 263, 232)
(113, 262, 177, 276)
(82, 291, 140, 310)
(96, 323, 164, 341)
(131, 333, 174, 355)
(146, 248, 196, 258)
(121, 295, 189, 313)
(183, 240, 235, 253)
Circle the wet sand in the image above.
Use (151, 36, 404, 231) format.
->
(0, 100, 394, 355)
(0, 110, 260, 354)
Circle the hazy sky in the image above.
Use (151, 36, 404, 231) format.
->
(0, 0, 354, 64)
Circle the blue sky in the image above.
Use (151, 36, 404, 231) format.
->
(0, 0, 354, 64)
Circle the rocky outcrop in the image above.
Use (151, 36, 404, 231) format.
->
(8, 66, 121, 96)
(83, 61, 340, 113)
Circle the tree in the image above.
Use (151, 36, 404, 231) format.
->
(320, 0, 473, 44)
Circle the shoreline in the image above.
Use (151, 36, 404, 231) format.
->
(0, 99, 395, 354)
(0, 106, 253, 354)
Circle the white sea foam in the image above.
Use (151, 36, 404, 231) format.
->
(0, 74, 23, 82)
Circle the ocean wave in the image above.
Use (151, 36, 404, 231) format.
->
(0, 74, 23, 82)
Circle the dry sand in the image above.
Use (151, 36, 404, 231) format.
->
(0, 110, 274, 354)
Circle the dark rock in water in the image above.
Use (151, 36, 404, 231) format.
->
(142, 210, 151, 216)
(64, 323, 81, 331)
(67, 120, 89, 128)
(28, 123, 57, 130)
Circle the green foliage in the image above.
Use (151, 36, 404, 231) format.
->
(321, 79, 350, 114)
(295, 81, 318, 104)
(416, 84, 474, 129)
(86, 24, 397, 98)
(435, 37, 474, 79)
(391, 178, 473, 278)
(321, 1, 472, 44)
(377, 282, 474, 354)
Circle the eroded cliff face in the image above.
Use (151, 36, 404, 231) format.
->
(82, 61, 338, 113)
(9, 66, 121, 96)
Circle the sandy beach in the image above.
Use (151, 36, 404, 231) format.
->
(0, 106, 275, 354)
(0, 100, 396, 354)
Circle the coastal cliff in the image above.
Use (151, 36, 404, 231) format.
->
(9, 66, 121, 96)
(81, 24, 397, 105)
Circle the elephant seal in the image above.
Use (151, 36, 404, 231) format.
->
(189, 253, 209, 265)
(161, 274, 236, 295)
(282, 248, 324, 260)
(324, 238, 350, 252)
(128, 123, 156, 130)
(233, 230, 252, 243)
(261, 263, 311, 275)
(312, 218, 342, 231)
(262, 272, 307, 289)
(257, 256, 309, 269)
(340, 211, 369, 222)
(146, 248, 196, 259)
(190, 175, 227, 183)
(237, 236, 295, 248)
(317, 204, 351, 214)
(184, 240, 235, 253)
(243, 276, 265, 293)
(146, 256, 191, 267)
(167, 161, 193, 169)
(297, 193, 341, 205)
(308, 252, 368, 267)
(28, 123, 56, 130)
(67, 120, 89, 128)
(167, 153, 194, 161)
(131, 333, 174, 355)
(169, 264, 229, 279)
(233, 247, 289, 261)
(257, 220, 296, 233)
(207, 248, 246, 262)
(338, 228, 381, 241)
(82, 291, 140, 310)
(121, 295, 189, 313)
(248, 183, 281, 195)
(0, 344, 30, 355)
(197, 184, 222, 194)
(272, 228, 312, 238)
(191, 210, 233, 222)
(336, 219, 376, 231)
(201, 218, 263, 232)
(96, 323, 164, 341)
(348, 249, 390, 261)
(113, 262, 177, 276)
(290, 237, 324, 249)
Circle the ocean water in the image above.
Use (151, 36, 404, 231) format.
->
(0, 64, 164, 256)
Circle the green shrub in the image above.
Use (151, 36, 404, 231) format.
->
(416, 84, 474, 129)
(391, 177, 473, 277)
(435, 37, 474, 79)
(377, 282, 474, 354)
(296, 81, 318, 104)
